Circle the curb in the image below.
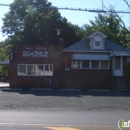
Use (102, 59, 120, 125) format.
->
(1, 88, 22, 91)
(31, 88, 52, 91)
(60, 89, 81, 91)
(89, 89, 110, 92)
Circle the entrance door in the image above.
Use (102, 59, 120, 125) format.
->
(113, 57, 123, 76)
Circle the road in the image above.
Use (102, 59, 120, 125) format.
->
(0, 88, 129, 129)
(0, 110, 130, 130)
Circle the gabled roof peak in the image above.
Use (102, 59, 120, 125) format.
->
(88, 31, 107, 38)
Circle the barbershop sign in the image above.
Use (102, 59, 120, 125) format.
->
(23, 47, 48, 58)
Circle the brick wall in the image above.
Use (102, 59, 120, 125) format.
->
(9, 44, 65, 88)
(64, 69, 111, 89)
(9, 44, 129, 89)
(64, 52, 112, 89)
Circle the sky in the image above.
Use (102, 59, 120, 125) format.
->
(0, 0, 130, 41)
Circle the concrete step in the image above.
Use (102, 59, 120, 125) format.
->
(114, 78, 128, 89)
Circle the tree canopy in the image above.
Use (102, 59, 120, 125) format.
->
(2, 0, 83, 48)
(1, 0, 130, 50)
(83, 13, 130, 49)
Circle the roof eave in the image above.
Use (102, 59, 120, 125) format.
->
(63, 50, 110, 53)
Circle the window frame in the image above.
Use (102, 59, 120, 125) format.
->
(91, 60, 99, 69)
(100, 61, 109, 69)
(18, 64, 27, 75)
(71, 60, 109, 69)
(82, 60, 90, 69)
(17, 64, 53, 76)
(71, 60, 81, 69)
(94, 36, 102, 49)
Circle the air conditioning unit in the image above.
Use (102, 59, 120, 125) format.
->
(44, 78, 51, 84)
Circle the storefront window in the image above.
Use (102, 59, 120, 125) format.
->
(45, 65, 53, 76)
(18, 64, 53, 76)
(18, 65, 26, 75)
(27, 65, 44, 75)
(72, 61, 80, 68)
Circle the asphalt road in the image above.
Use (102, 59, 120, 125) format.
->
(0, 89, 129, 130)
(0, 110, 130, 130)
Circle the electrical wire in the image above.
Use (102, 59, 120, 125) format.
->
(0, 3, 130, 14)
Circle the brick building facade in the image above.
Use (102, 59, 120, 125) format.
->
(9, 31, 130, 89)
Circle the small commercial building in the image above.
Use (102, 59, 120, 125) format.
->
(9, 39, 65, 88)
(9, 31, 130, 89)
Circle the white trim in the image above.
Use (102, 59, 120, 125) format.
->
(88, 31, 107, 38)
(112, 57, 123, 76)
(17, 64, 53, 76)
(63, 50, 110, 52)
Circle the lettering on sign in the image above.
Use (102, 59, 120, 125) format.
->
(25, 47, 47, 51)
(23, 47, 48, 57)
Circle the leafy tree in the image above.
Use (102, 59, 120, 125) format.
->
(2, 0, 83, 49)
(83, 13, 130, 49)
(0, 41, 12, 76)
(99, 0, 130, 49)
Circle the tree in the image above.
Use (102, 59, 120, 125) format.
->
(2, 0, 83, 48)
(99, 0, 130, 49)
(0, 41, 12, 76)
(83, 13, 130, 49)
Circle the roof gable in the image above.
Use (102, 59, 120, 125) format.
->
(88, 31, 107, 38)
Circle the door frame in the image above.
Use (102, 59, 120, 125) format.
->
(112, 56, 123, 76)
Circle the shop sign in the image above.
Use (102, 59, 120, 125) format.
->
(23, 47, 48, 57)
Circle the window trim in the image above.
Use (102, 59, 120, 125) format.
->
(18, 64, 53, 76)
(93, 36, 102, 49)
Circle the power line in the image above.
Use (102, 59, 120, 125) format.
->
(0, 3, 130, 14)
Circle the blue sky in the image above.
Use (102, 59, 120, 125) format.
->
(0, 0, 129, 41)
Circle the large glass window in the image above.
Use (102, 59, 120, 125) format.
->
(18, 65, 26, 75)
(27, 65, 33, 75)
(27, 65, 44, 75)
(72, 61, 80, 68)
(45, 65, 53, 76)
(18, 64, 53, 76)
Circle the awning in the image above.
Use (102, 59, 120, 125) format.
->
(0, 59, 10, 65)
(72, 54, 109, 60)
(110, 51, 130, 56)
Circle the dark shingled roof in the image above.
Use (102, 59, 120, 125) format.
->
(64, 39, 129, 52)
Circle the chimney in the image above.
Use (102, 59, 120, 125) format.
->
(59, 38, 64, 51)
